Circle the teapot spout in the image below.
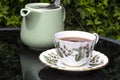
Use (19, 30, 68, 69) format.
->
(20, 9, 31, 17)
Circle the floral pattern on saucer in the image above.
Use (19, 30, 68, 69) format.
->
(39, 48, 109, 72)
(44, 52, 60, 65)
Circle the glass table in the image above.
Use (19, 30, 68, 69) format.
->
(0, 28, 120, 80)
(20, 37, 120, 80)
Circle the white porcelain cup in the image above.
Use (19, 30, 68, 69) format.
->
(54, 31, 99, 67)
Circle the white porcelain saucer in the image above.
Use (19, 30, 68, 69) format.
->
(39, 48, 109, 72)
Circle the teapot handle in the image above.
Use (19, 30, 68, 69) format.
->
(61, 5, 66, 21)
(20, 8, 31, 16)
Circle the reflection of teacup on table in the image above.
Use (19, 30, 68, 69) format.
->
(54, 31, 99, 67)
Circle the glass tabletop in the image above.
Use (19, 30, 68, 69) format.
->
(20, 37, 120, 80)
(1, 29, 119, 80)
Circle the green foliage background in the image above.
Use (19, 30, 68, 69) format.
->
(0, 0, 120, 40)
(0, 1, 120, 80)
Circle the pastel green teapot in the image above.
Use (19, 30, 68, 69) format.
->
(20, 3, 65, 49)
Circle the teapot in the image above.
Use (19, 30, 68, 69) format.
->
(20, 3, 65, 49)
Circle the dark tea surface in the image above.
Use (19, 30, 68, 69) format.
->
(60, 37, 91, 42)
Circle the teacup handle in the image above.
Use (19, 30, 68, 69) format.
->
(93, 33, 99, 44)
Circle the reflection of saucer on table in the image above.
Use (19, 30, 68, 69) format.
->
(39, 48, 109, 72)
(39, 67, 108, 80)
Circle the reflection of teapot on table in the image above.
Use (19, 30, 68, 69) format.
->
(20, 3, 65, 49)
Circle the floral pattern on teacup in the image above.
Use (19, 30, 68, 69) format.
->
(54, 41, 94, 61)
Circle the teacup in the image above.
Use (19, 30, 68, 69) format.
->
(54, 31, 99, 67)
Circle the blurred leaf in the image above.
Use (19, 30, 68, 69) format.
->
(86, 19, 93, 25)
(94, 18, 102, 25)
(103, 0, 108, 6)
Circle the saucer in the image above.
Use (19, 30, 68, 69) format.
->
(39, 48, 109, 72)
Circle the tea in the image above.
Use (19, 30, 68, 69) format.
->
(60, 37, 91, 42)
